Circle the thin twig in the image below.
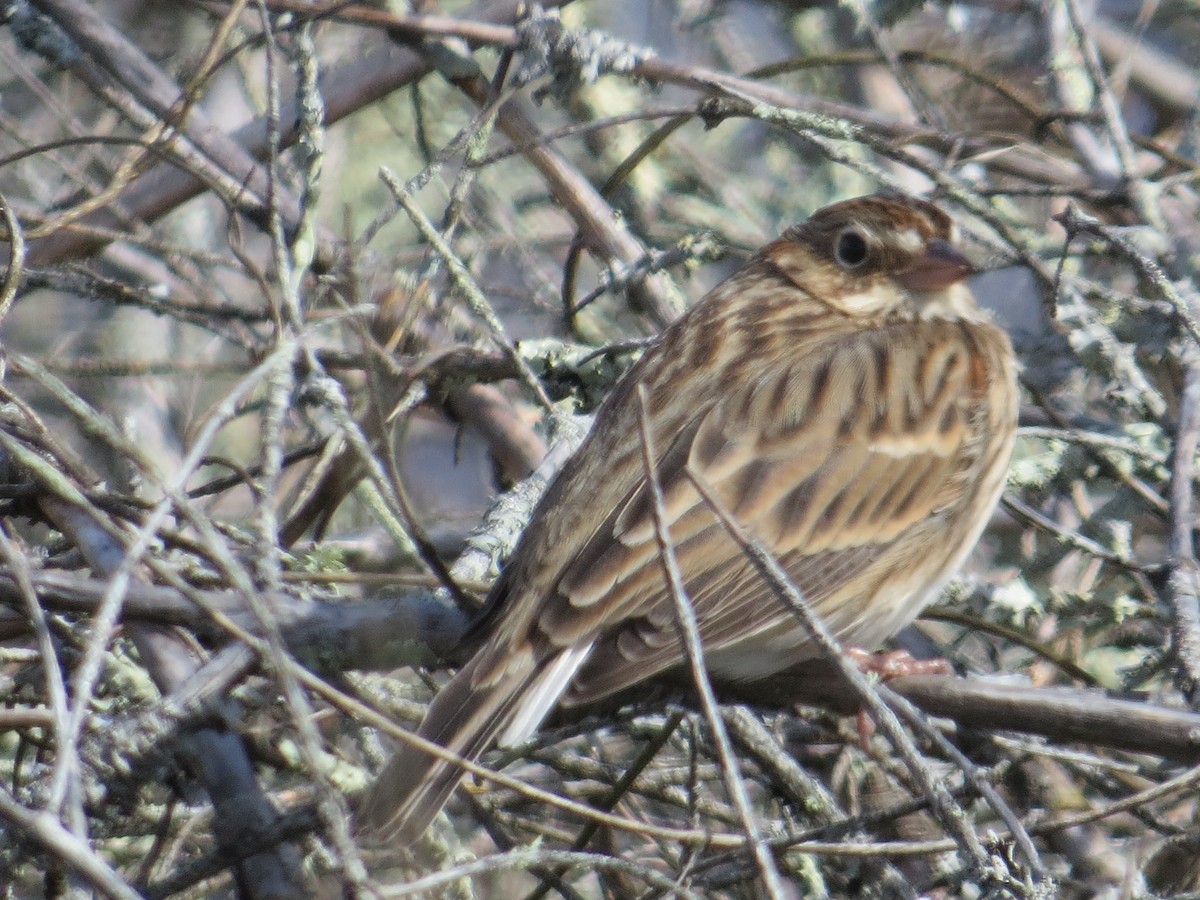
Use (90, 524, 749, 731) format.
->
(635, 386, 788, 900)
(1169, 356, 1200, 705)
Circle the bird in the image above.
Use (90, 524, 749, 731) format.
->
(357, 193, 1019, 844)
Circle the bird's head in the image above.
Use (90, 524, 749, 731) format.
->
(768, 194, 979, 322)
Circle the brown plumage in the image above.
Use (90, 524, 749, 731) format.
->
(357, 194, 1019, 843)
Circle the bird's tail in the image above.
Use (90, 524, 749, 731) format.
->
(356, 643, 592, 845)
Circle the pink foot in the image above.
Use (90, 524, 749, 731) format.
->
(845, 647, 953, 680)
(846, 648, 952, 749)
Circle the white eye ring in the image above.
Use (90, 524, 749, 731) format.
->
(834, 228, 870, 269)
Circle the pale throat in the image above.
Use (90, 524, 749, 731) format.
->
(914, 282, 988, 322)
(838, 280, 985, 323)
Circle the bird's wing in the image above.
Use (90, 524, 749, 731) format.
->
(529, 321, 1005, 703)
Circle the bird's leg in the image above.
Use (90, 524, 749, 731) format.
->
(845, 648, 954, 747)
(845, 647, 954, 680)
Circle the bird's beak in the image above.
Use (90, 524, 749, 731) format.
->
(897, 239, 974, 292)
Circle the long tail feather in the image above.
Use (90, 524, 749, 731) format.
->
(357, 644, 591, 844)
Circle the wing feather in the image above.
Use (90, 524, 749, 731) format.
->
(543, 321, 1010, 704)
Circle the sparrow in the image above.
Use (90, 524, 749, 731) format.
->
(357, 193, 1019, 843)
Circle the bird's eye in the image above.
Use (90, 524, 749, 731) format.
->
(834, 228, 870, 269)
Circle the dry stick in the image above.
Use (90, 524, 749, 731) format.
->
(843, 0, 944, 129)
(22, 0, 550, 266)
(448, 73, 685, 330)
(701, 756, 1200, 875)
(28, 0, 303, 227)
(873, 686, 1043, 880)
(303, 663, 754, 849)
(722, 708, 841, 827)
(1001, 495, 1144, 572)
(682, 470, 1016, 890)
(1021, 387, 1169, 518)
(1057, 0, 1162, 231)
(248, 0, 1020, 154)
(726, 669, 1050, 883)
(0, 538, 69, 736)
(0, 528, 86, 852)
(25, 346, 310, 898)
(25, 0, 1086, 272)
(248, 13, 371, 886)
(0, 708, 55, 729)
(141, 807, 322, 900)
(238, 350, 373, 883)
(140, 471, 364, 895)
(0, 786, 141, 900)
(1029, 763, 1200, 835)
(713, 709, 937, 895)
(1040, 0, 1124, 194)
(30, 495, 304, 900)
(344, 618, 1189, 886)
(1043, 190, 1200, 706)
(524, 710, 689, 900)
(380, 167, 555, 413)
(350, 3, 1084, 282)
(716, 666, 1200, 766)
(924, 607, 1100, 687)
(1169, 356, 1200, 706)
(713, 714, 923, 896)
(207, 1, 1062, 136)
(385, 848, 706, 900)
(465, 800, 587, 900)
(1090, 15, 1200, 116)
(1053, 203, 1200, 347)
(366, 176, 557, 567)
(448, 383, 547, 480)
(634, 387, 788, 900)
(279, 188, 549, 541)
(0, 187, 24, 325)
(14, 566, 1200, 762)
(303, 371, 473, 607)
